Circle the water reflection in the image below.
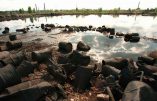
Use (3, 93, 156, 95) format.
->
(0, 15, 157, 37)
(0, 15, 157, 60)
(69, 31, 157, 61)
(30, 17, 34, 23)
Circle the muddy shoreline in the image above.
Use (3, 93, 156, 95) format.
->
(0, 12, 156, 22)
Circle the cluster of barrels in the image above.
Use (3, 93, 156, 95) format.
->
(0, 46, 68, 100)
(0, 35, 22, 51)
(57, 40, 157, 101)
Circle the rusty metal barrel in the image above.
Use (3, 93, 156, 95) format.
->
(58, 42, 73, 53)
(74, 66, 93, 91)
(77, 41, 90, 52)
(101, 65, 120, 79)
(2, 51, 26, 66)
(16, 60, 38, 77)
(9, 35, 17, 41)
(122, 81, 157, 101)
(69, 51, 90, 66)
(6, 40, 22, 50)
(31, 47, 52, 63)
(0, 64, 21, 91)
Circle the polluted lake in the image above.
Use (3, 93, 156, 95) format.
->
(0, 15, 157, 101)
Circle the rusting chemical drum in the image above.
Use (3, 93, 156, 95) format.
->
(122, 81, 157, 101)
(0, 64, 21, 91)
(6, 40, 22, 50)
(58, 42, 73, 53)
(77, 41, 90, 52)
(101, 65, 120, 79)
(16, 60, 38, 77)
(74, 66, 92, 91)
(69, 51, 90, 66)
(31, 48, 52, 63)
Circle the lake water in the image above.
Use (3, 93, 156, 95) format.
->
(0, 15, 157, 61)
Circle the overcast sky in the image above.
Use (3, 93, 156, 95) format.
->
(0, 0, 157, 11)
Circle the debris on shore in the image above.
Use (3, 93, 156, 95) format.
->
(0, 24, 157, 101)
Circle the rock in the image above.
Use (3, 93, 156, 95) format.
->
(122, 81, 157, 101)
(58, 42, 73, 53)
(2, 27, 9, 34)
(96, 94, 109, 101)
(74, 66, 93, 91)
(16, 60, 38, 77)
(69, 51, 90, 66)
(6, 40, 22, 50)
(77, 41, 90, 52)
(0, 64, 21, 91)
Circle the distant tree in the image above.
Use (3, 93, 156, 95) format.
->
(98, 8, 102, 12)
(28, 6, 32, 13)
(33, 8, 36, 13)
(76, 7, 78, 11)
(19, 8, 24, 13)
(128, 8, 131, 12)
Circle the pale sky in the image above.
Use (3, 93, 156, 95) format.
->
(0, 0, 157, 11)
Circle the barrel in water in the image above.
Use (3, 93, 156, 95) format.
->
(58, 42, 73, 53)
(77, 41, 91, 52)
(0, 64, 21, 91)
